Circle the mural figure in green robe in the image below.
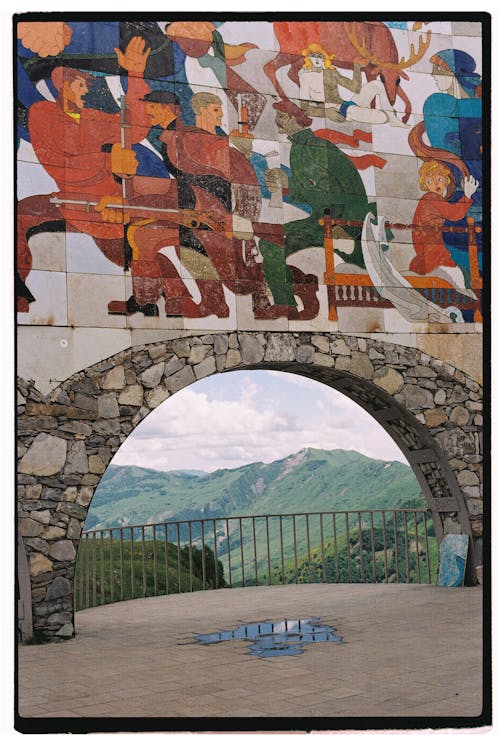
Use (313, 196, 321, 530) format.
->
(260, 100, 374, 307)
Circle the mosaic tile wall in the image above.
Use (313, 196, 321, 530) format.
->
(16, 18, 485, 389)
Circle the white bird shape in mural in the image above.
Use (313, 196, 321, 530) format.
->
(361, 213, 468, 324)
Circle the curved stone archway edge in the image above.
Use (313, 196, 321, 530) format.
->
(17, 331, 483, 640)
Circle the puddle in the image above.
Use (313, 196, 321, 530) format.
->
(194, 617, 344, 658)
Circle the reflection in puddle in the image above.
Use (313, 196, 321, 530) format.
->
(194, 617, 344, 658)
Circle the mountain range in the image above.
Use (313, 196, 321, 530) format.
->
(85, 448, 425, 531)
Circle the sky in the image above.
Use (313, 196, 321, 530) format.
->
(112, 370, 409, 473)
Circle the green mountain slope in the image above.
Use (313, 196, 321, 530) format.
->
(85, 449, 424, 531)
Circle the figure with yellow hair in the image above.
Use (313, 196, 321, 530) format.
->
(298, 41, 407, 126)
(410, 160, 478, 285)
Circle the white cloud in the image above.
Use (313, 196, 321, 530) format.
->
(112, 372, 408, 473)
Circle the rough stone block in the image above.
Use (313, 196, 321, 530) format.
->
(194, 356, 216, 379)
(165, 365, 195, 394)
(225, 349, 242, 368)
(64, 441, 89, 475)
(139, 363, 165, 389)
(214, 334, 229, 355)
(19, 517, 45, 537)
(101, 366, 126, 390)
(49, 540, 76, 561)
(424, 408, 447, 428)
(373, 367, 404, 395)
(188, 345, 210, 365)
(313, 352, 334, 368)
(98, 393, 120, 419)
(239, 334, 265, 364)
(88, 455, 106, 474)
(42, 526, 67, 541)
(29, 553, 53, 576)
(296, 345, 314, 364)
(145, 386, 170, 409)
(18, 434, 67, 476)
(398, 384, 434, 411)
(45, 576, 72, 600)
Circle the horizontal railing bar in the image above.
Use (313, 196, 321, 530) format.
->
(82, 508, 430, 536)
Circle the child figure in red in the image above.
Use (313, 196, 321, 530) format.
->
(410, 160, 478, 289)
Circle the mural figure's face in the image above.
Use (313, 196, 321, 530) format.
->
(432, 63, 454, 92)
(275, 110, 294, 134)
(203, 102, 223, 131)
(308, 52, 325, 69)
(66, 77, 89, 109)
(424, 172, 449, 197)
(145, 101, 177, 128)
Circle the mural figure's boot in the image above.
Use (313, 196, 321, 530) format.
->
(108, 260, 161, 316)
(252, 292, 290, 320)
(288, 267, 320, 321)
(162, 277, 200, 317)
(194, 281, 230, 318)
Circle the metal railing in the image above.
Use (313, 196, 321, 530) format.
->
(75, 508, 436, 610)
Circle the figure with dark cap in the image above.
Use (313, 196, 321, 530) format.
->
(107, 88, 212, 317)
(258, 99, 373, 310)
(125, 89, 277, 318)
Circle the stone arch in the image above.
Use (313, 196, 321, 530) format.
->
(17, 331, 483, 640)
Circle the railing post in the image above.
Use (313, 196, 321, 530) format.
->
(252, 517, 258, 587)
(152, 524, 158, 597)
(393, 512, 400, 583)
(423, 511, 432, 584)
(414, 511, 422, 584)
(403, 512, 410, 583)
(75, 506, 436, 611)
(188, 522, 194, 593)
(239, 517, 245, 588)
(320, 513, 326, 583)
(225, 518, 232, 589)
(177, 523, 182, 593)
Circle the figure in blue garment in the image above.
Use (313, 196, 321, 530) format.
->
(424, 50, 482, 220)
(409, 49, 482, 295)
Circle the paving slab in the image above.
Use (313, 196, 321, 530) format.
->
(17, 583, 484, 723)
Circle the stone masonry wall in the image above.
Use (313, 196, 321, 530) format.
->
(17, 331, 483, 639)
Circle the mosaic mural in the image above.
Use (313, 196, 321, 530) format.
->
(16, 18, 484, 339)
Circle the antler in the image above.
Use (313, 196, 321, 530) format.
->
(373, 30, 432, 71)
(394, 30, 432, 71)
(344, 22, 372, 65)
(344, 22, 432, 71)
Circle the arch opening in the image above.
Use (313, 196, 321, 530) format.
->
(17, 331, 482, 640)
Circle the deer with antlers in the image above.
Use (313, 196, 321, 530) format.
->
(264, 21, 431, 125)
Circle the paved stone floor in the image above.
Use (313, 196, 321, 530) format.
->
(18, 584, 483, 721)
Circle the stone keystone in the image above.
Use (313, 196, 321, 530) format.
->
(18, 434, 67, 476)
(238, 334, 265, 365)
(264, 334, 296, 362)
